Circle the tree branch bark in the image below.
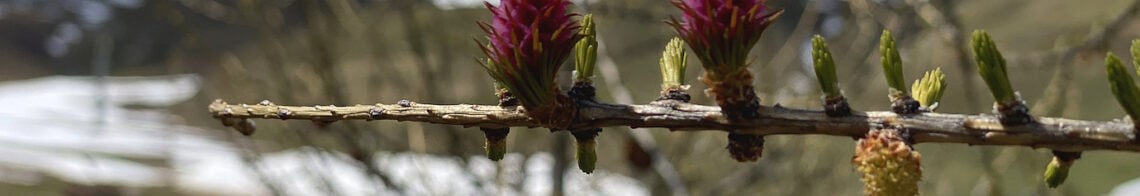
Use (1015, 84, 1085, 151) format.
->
(209, 99, 1139, 152)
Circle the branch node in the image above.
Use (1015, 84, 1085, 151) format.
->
(824, 96, 852, 117)
(277, 108, 292, 119)
(368, 107, 385, 121)
(995, 100, 1034, 125)
(891, 96, 922, 116)
(656, 88, 692, 102)
(569, 81, 597, 102)
(398, 99, 414, 107)
(220, 106, 234, 118)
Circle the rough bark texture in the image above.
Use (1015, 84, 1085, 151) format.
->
(209, 99, 1140, 152)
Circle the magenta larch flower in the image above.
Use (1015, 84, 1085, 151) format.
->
(668, 0, 782, 74)
(668, 0, 782, 163)
(477, 0, 581, 128)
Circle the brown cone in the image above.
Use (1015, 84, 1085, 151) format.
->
(727, 133, 764, 162)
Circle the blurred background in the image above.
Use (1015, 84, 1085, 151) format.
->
(3, 0, 1140, 195)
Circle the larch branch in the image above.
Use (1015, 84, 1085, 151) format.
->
(208, 99, 1139, 152)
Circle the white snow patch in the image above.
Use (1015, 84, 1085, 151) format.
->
(0, 75, 647, 195)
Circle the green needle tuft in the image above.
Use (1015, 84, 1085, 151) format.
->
(577, 140, 596, 173)
(812, 35, 841, 99)
(660, 37, 689, 90)
(1042, 157, 1070, 188)
(911, 67, 947, 110)
(880, 30, 907, 99)
(971, 30, 1018, 105)
(482, 129, 509, 161)
(572, 130, 599, 174)
(1107, 53, 1140, 121)
(574, 14, 598, 82)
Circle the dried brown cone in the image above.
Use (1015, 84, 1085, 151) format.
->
(703, 70, 766, 162)
(853, 128, 922, 196)
(703, 70, 765, 162)
(727, 133, 764, 162)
